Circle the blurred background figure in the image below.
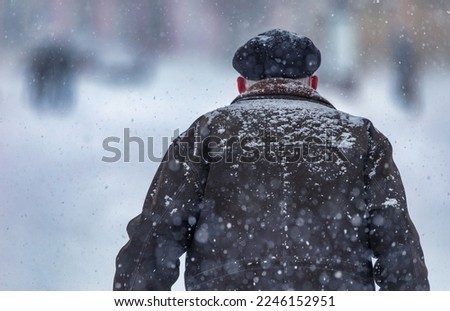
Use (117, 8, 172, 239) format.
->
(388, 0, 424, 112)
(27, 40, 78, 113)
(391, 30, 420, 110)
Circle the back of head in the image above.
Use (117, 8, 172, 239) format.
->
(232, 29, 321, 81)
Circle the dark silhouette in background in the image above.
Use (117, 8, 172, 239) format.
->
(27, 41, 77, 113)
(391, 31, 421, 110)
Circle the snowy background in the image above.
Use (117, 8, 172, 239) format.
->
(0, 1, 449, 290)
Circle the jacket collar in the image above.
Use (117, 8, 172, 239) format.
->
(231, 78, 335, 109)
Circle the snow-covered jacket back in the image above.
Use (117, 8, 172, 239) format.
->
(114, 78, 429, 291)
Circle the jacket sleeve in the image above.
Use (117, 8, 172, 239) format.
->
(364, 122, 429, 290)
(113, 125, 207, 290)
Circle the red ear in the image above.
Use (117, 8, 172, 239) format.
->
(237, 76, 247, 94)
(310, 75, 319, 90)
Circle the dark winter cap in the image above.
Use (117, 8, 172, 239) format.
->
(232, 29, 321, 80)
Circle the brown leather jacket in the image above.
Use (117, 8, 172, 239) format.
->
(114, 79, 429, 291)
